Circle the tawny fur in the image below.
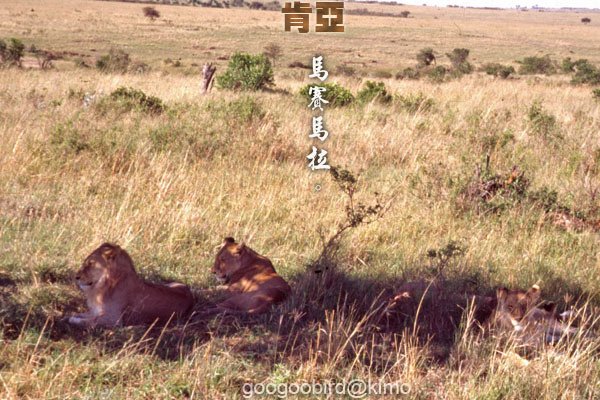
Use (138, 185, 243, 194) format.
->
(209, 237, 291, 314)
(68, 243, 194, 328)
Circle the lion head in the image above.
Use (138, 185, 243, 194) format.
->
(496, 284, 541, 324)
(211, 237, 247, 283)
(75, 243, 136, 293)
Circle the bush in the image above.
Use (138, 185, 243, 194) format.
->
(102, 87, 165, 114)
(571, 61, 600, 85)
(593, 88, 600, 100)
(395, 67, 420, 80)
(426, 65, 447, 82)
(482, 63, 515, 79)
(216, 52, 274, 91)
(205, 96, 265, 125)
(262, 43, 282, 61)
(581, 17, 591, 24)
(356, 81, 392, 104)
(459, 162, 530, 214)
(446, 48, 472, 74)
(0, 38, 25, 67)
(527, 101, 557, 139)
(299, 82, 354, 107)
(517, 55, 556, 75)
(416, 48, 436, 67)
(143, 6, 160, 20)
(396, 92, 434, 113)
(96, 48, 130, 73)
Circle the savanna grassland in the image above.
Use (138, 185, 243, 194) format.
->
(1, 0, 600, 398)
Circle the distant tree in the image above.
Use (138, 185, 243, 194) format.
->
(581, 17, 591, 24)
(446, 48, 472, 74)
(262, 43, 282, 62)
(142, 6, 160, 21)
(0, 38, 25, 67)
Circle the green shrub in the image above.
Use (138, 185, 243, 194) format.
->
(482, 63, 515, 79)
(50, 121, 89, 155)
(299, 82, 354, 107)
(396, 92, 434, 113)
(356, 81, 392, 104)
(527, 101, 558, 139)
(527, 186, 560, 212)
(101, 87, 165, 114)
(517, 55, 556, 75)
(571, 62, 600, 85)
(216, 52, 274, 91)
(395, 67, 420, 80)
(205, 96, 265, 125)
(0, 38, 25, 67)
(96, 48, 130, 73)
(416, 47, 436, 67)
(426, 65, 447, 82)
(593, 88, 600, 100)
(446, 48, 473, 74)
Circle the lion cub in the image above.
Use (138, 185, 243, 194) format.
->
(491, 285, 543, 331)
(210, 237, 291, 314)
(68, 243, 194, 328)
(490, 284, 578, 344)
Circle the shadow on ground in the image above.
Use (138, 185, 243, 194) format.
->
(1, 263, 597, 363)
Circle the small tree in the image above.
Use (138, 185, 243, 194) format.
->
(0, 38, 25, 67)
(262, 43, 282, 62)
(356, 81, 392, 104)
(483, 63, 515, 79)
(400, 10, 410, 17)
(416, 48, 436, 67)
(96, 48, 130, 73)
(142, 6, 160, 21)
(446, 48, 472, 74)
(581, 17, 591, 24)
(216, 52, 274, 91)
(517, 55, 556, 75)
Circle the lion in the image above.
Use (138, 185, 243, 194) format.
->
(490, 284, 580, 345)
(68, 243, 194, 328)
(491, 284, 542, 331)
(209, 237, 291, 314)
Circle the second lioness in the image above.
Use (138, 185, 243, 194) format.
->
(211, 237, 291, 314)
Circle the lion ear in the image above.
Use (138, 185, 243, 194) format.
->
(101, 244, 119, 261)
(526, 284, 541, 303)
(224, 237, 235, 244)
(233, 242, 246, 255)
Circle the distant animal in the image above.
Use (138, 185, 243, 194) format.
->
(68, 243, 194, 328)
(209, 237, 291, 314)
